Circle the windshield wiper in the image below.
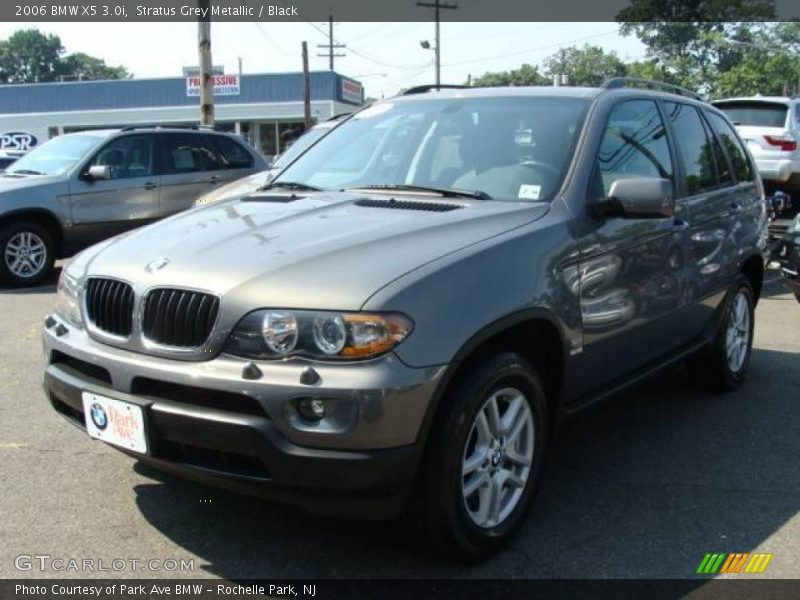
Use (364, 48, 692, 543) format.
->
(10, 169, 44, 176)
(258, 181, 321, 192)
(348, 184, 492, 200)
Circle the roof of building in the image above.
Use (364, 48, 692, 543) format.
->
(0, 71, 363, 115)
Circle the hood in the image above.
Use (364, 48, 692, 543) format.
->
(195, 170, 272, 207)
(0, 172, 63, 192)
(85, 191, 549, 311)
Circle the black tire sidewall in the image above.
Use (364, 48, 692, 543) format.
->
(0, 221, 55, 287)
(427, 352, 548, 559)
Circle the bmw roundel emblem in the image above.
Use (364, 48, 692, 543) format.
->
(90, 402, 108, 430)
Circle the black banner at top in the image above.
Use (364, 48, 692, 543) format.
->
(3, 0, 800, 22)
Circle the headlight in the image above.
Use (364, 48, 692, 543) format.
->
(54, 270, 83, 328)
(225, 310, 413, 360)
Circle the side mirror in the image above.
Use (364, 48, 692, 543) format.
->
(84, 165, 111, 181)
(594, 177, 674, 219)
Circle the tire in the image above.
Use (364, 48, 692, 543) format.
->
(0, 220, 56, 287)
(410, 351, 548, 561)
(795, 292, 800, 304)
(686, 275, 755, 392)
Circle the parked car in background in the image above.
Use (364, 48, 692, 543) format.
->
(0, 125, 266, 286)
(195, 116, 346, 207)
(777, 213, 800, 301)
(0, 151, 21, 172)
(43, 80, 766, 560)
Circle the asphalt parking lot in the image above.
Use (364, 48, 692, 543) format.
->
(1, 264, 798, 580)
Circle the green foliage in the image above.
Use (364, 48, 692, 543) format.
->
(543, 45, 627, 87)
(0, 28, 130, 84)
(471, 63, 548, 87)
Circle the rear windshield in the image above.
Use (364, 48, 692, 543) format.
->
(714, 101, 788, 128)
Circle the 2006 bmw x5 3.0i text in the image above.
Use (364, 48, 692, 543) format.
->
(42, 80, 767, 560)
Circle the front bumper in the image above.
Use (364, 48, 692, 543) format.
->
(42, 316, 446, 518)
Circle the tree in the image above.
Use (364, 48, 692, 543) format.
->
(471, 63, 548, 87)
(59, 53, 130, 81)
(0, 29, 63, 83)
(0, 28, 130, 84)
(543, 44, 627, 87)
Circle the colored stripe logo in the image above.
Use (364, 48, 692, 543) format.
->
(696, 552, 773, 574)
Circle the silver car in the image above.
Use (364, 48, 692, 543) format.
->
(712, 96, 800, 192)
(0, 126, 265, 286)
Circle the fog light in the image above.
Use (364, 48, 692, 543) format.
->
(297, 397, 326, 421)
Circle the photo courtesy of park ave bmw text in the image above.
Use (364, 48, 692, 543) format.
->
(0, 0, 799, 598)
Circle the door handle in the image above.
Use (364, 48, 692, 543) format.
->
(730, 202, 743, 212)
(208, 175, 220, 184)
(143, 181, 157, 190)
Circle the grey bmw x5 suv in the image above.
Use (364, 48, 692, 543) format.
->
(0, 125, 265, 286)
(42, 80, 767, 560)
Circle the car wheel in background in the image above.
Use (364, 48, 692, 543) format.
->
(410, 351, 548, 561)
(686, 275, 755, 392)
(0, 221, 55, 287)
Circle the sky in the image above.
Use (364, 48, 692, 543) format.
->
(0, 22, 647, 98)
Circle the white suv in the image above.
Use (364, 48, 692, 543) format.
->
(712, 96, 800, 193)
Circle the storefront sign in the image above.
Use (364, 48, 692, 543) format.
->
(341, 79, 364, 104)
(186, 74, 240, 97)
(0, 132, 38, 151)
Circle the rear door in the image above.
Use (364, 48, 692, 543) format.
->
(207, 134, 257, 186)
(68, 134, 159, 245)
(663, 101, 746, 333)
(157, 133, 224, 216)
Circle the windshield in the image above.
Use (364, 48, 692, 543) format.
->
(714, 101, 788, 128)
(274, 96, 589, 202)
(7, 134, 103, 176)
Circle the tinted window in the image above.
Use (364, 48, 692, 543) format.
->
(595, 99, 673, 198)
(275, 97, 589, 202)
(705, 117, 733, 187)
(706, 111, 755, 183)
(714, 101, 788, 128)
(664, 102, 720, 195)
(89, 135, 153, 179)
(211, 135, 253, 169)
(161, 134, 219, 174)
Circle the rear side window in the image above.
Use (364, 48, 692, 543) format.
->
(210, 135, 253, 169)
(714, 101, 788, 128)
(664, 102, 725, 195)
(705, 111, 755, 183)
(594, 99, 673, 198)
(160, 134, 219, 174)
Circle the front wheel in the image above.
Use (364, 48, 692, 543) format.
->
(686, 275, 755, 392)
(412, 352, 548, 561)
(0, 221, 55, 287)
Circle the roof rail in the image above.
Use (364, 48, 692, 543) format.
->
(119, 124, 213, 132)
(402, 84, 470, 95)
(601, 77, 702, 101)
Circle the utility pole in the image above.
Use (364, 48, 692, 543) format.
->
(317, 11, 345, 71)
(416, 0, 458, 88)
(197, 0, 214, 127)
(302, 41, 312, 129)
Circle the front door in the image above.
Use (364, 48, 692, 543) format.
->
(69, 134, 159, 248)
(575, 99, 692, 393)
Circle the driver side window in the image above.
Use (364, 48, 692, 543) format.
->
(594, 100, 673, 200)
(89, 135, 154, 180)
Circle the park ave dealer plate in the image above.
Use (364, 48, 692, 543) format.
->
(81, 392, 148, 454)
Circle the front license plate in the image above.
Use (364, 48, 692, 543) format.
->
(82, 392, 148, 454)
